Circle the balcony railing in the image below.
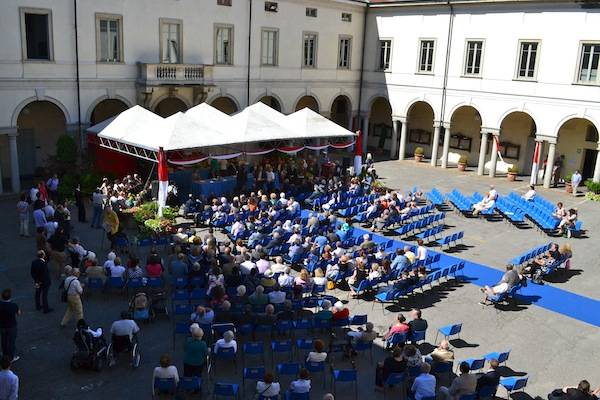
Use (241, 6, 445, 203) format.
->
(138, 63, 213, 84)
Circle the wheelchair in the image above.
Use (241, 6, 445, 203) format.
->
(70, 326, 108, 371)
(106, 333, 141, 369)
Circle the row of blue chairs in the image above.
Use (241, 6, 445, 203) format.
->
(425, 188, 446, 206)
(437, 231, 464, 249)
(395, 213, 446, 237)
(510, 242, 552, 266)
(447, 189, 474, 213)
(415, 225, 445, 242)
(373, 262, 465, 309)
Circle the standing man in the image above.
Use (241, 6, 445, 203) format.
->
(91, 188, 105, 229)
(47, 174, 60, 203)
(0, 289, 20, 362)
(0, 355, 19, 400)
(74, 184, 86, 223)
(571, 170, 582, 197)
(552, 155, 564, 188)
(16, 195, 30, 238)
(61, 268, 84, 328)
(30, 250, 53, 314)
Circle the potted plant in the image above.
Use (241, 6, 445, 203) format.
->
(414, 147, 424, 163)
(564, 174, 573, 193)
(507, 166, 518, 182)
(457, 155, 468, 172)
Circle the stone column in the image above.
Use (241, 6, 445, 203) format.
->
(593, 146, 600, 183)
(477, 130, 489, 176)
(488, 132, 499, 178)
(8, 133, 20, 193)
(398, 118, 408, 161)
(361, 114, 369, 154)
(440, 122, 451, 169)
(390, 118, 400, 159)
(543, 141, 557, 188)
(430, 123, 441, 167)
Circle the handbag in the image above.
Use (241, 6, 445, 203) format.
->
(61, 279, 74, 303)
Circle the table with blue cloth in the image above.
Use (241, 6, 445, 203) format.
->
(191, 176, 237, 197)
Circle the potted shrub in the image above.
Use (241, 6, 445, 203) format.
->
(457, 155, 468, 172)
(507, 166, 518, 182)
(414, 147, 424, 163)
(564, 174, 573, 193)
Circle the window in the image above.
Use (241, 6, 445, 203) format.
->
(306, 8, 317, 17)
(261, 29, 278, 66)
(341, 13, 352, 22)
(577, 43, 599, 84)
(160, 20, 182, 64)
(21, 8, 53, 60)
(96, 14, 123, 63)
(378, 39, 392, 71)
(338, 36, 352, 69)
(215, 25, 233, 65)
(516, 41, 540, 80)
(265, 1, 278, 12)
(303, 33, 317, 68)
(464, 40, 483, 76)
(449, 134, 473, 152)
(217, 0, 232, 5)
(418, 39, 435, 73)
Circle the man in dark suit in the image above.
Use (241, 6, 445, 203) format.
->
(30, 250, 53, 313)
(476, 359, 501, 392)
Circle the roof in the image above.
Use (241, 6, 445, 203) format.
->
(89, 102, 356, 154)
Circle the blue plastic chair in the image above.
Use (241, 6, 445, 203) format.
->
(271, 340, 293, 365)
(153, 377, 177, 396)
(410, 329, 427, 344)
(277, 362, 301, 384)
(242, 367, 265, 394)
(212, 346, 237, 375)
(500, 376, 528, 397)
(305, 359, 326, 388)
(435, 323, 462, 343)
(295, 339, 313, 359)
(349, 315, 368, 326)
(213, 382, 239, 399)
(385, 332, 407, 349)
(461, 358, 485, 372)
(332, 369, 358, 400)
(352, 340, 373, 364)
(242, 341, 265, 366)
(284, 392, 310, 400)
(178, 376, 201, 394)
(383, 372, 406, 400)
(107, 277, 125, 290)
(146, 277, 164, 288)
(484, 350, 510, 365)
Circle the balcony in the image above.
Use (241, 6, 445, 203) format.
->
(138, 63, 214, 86)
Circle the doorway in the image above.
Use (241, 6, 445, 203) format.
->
(582, 149, 597, 180)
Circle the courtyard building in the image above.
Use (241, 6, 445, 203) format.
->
(0, 0, 599, 193)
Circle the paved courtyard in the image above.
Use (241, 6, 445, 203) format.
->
(0, 159, 598, 399)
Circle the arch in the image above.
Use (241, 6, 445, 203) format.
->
(405, 100, 436, 158)
(326, 92, 354, 116)
(85, 95, 132, 123)
(207, 94, 241, 115)
(329, 95, 352, 129)
(555, 116, 600, 180)
(254, 93, 285, 113)
(153, 96, 189, 117)
(554, 114, 600, 138)
(210, 96, 240, 115)
(496, 107, 539, 131)
(447, 102, 485, 128)
(16, 100, 67, 177)
(368, 97, 393, 153)
(150, 93, 192, 112)
(88, 97, 130, 125)
(366, 94, 392, 116)
(293, 94, 321, 112)
(404, 98, 436, 121)
(11, 96, 71, 127)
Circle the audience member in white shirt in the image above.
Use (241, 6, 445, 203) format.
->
(256, 372, 281, 398)
(214, 330, 237, 354)
(152, 354, 179, 391)
(289, 369, 312, 393)
(523, 185, 537, 201)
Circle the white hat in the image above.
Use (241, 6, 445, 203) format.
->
(264, 269, 274, 278)
(334, 301, 344, 309)
(107, 251, 116, 261)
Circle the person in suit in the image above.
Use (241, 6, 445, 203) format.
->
(476, 359, 501, 392)
(440, 362, 477, 400)
(30, 250, 53, 313)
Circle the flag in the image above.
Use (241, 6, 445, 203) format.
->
(157, 147, 168, 218)
(354, 130, 363, 175)
(493, 135, 504, 163)
(530, 141, 541, 185)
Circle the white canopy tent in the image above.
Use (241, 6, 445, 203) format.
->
(89, 102, 356, 162)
